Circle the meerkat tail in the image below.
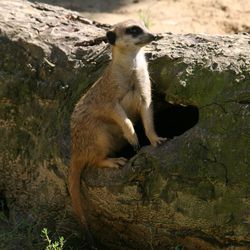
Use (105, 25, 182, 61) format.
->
(68, 156, 87, 226)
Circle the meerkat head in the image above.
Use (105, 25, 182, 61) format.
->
(106, 20, 155, 50)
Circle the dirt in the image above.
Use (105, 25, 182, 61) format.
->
(33, 0, 250, 34)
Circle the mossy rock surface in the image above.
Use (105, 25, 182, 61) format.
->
(0, 1, 249, 249)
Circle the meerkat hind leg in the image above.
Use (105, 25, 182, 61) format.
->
(96, 157, 127, 169)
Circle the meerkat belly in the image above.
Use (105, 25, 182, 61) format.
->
(120, 89, 142, 122)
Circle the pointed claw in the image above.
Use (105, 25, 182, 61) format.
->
(150, 136, 167, 147)
(158, 137, 167, 143)
(116, 157, 128, 167)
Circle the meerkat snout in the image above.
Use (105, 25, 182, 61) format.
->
(135, 32, 156, 45)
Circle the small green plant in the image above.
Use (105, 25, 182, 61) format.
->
(138, 9, 153, 28)
(41, 228, 65, 250)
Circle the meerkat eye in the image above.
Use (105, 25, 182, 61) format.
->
(125, 26, 143, 37)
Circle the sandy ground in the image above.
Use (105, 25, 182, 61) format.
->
(31, 0, 250, 34)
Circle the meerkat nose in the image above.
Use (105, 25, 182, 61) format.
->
(148, 33, 156, 42)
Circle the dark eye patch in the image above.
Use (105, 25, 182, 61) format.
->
(125, 26, 143, 37)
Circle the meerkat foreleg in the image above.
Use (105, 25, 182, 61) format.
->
(141, 103, 166, 147)
(102, 103, 140, 151)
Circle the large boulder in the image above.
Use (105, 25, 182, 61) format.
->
(0, 0, 249, 249)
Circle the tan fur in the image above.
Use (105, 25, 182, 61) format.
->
(68, 20, 166, 227)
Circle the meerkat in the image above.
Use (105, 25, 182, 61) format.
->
(68, 19, 166, 227)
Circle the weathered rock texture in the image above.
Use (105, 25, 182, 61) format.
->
(0, 1, 249, 249)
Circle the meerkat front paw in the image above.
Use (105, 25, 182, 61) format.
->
(123, 121, 140, 151)
(127, 132, 140, 152)
(147, 133, 167, 147)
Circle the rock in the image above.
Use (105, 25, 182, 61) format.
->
(0, 0, 249, 249)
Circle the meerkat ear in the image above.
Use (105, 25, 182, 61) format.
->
(106, 31, 116, 45)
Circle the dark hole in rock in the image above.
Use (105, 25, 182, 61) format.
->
(117, 93, 199, 158)
(0, 191, 9, 218)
